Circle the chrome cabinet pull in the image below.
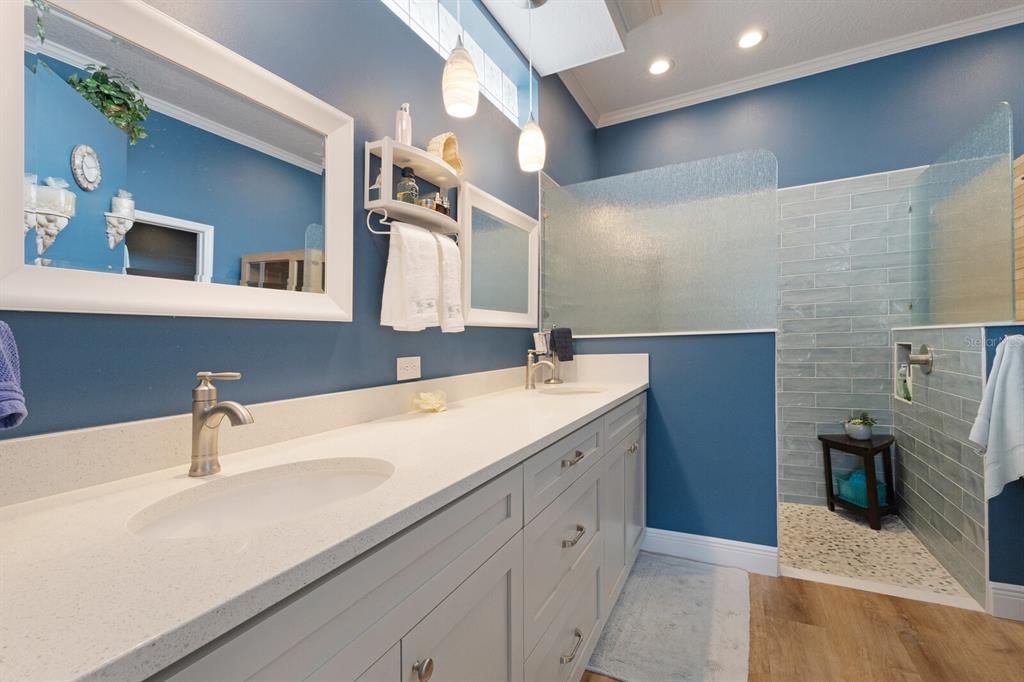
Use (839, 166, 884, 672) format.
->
(561, 524, 586, 548)
(412, 657, 434, 682)
(559, 628, 584, 664)
(561, 450, 585, 469)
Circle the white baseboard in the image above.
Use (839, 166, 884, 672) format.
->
(990, 581, 1024, 621)
(642, 527, 780, 576)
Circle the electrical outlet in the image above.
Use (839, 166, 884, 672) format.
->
(396, 356, 421, 381)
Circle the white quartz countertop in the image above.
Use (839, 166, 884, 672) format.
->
(0, 377, 647, 681)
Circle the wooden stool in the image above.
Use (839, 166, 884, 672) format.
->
(818, 434, 896, 531)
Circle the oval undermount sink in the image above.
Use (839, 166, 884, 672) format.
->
(538, 385, 605, 396)
(129, 457, 394, 540)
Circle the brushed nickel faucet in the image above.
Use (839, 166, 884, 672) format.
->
(525, 350, 555, 390)
(190, 371, 254, 477)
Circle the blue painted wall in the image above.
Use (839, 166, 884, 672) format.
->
(576, 333, 778, 546)
(983, 325, 1024, 587)
(24, 61, 127, 272)
(595, 24, 1024, 186)
(2, 0, 595, 440)
(128, 111, 324, 285)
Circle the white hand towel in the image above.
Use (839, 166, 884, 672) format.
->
(969, 334, 1024, 499)
(434, 234, 465, 333)
(380, 223, 439, 332)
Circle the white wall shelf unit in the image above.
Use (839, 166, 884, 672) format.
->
(364, 137, 461, 236)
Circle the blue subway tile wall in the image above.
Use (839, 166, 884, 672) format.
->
(983, 324, 1024, 587)
(576, 333, 778, 547)
(2, 0, 595, 440)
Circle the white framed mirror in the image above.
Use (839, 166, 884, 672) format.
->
(2, 0, 354, 321)
(459, 183, 538, 328)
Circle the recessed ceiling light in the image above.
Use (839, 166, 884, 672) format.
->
(738, 29, 764, 49)
(648, 58, 672, 75)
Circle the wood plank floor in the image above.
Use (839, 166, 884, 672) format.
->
(582, 574, 1024, 682)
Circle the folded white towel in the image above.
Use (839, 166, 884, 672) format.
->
(434, 234, 465, 333)
(969, 334, 1024, 499)
(380, 223, 439, 332)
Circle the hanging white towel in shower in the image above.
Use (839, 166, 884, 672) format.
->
(380, 223, 439, 331)
(969, 334, 1024, 499)
(434, 234, 464, 333)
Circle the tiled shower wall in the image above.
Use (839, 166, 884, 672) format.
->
(776, 168, 924, 504)
(892, 327, 986, 603)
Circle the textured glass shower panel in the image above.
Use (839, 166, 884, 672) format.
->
(909, 103, 1014, 325)
(541, 150, 778, 334)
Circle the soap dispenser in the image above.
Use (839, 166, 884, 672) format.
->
(395, 103, 412, 145)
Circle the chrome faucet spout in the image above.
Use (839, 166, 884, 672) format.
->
(525, 352, 555, 390)
(204, 401, 254, 428)
(190, 372, 254, 477)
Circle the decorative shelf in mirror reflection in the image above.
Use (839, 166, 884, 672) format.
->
(364, 137, 461, 236)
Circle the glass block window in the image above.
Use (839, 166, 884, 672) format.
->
(381, 0, 531, 127)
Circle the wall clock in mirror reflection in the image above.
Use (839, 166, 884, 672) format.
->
(70, 144, 102, 191)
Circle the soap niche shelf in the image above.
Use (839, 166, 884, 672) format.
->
(894, 343, 915, 404)
(893, 342, 933, 404)
(364, 137, 460, 236)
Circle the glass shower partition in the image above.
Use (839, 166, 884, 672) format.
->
(909, 103, 1015, 325)
(541, 150, 778, 335)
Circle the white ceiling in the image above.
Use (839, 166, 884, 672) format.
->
(537, 0, 1024, 128)
(481, 0, 625, 76)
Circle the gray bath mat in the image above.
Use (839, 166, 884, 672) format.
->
(588, 552, 750, 682)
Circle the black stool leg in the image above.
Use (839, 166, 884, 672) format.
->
(864, 452, 881, 530)
(822, 443, 836, 512)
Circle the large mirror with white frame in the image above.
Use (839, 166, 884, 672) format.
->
(2, 0, 353, 321)
(459, 183, 538, 328)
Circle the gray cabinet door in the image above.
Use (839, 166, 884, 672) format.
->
(400, 534, 524, 682)
(625, 427, 646, 559)
(599, 438, 627, 615)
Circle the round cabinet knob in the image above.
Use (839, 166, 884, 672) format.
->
(413, 657, 434, 682)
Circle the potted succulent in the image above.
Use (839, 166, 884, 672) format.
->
(844, 412, 877, 440)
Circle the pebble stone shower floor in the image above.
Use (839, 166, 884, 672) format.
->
(779, 502, 970, 598)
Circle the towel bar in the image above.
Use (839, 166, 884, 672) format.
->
(365, 207, 458, 242)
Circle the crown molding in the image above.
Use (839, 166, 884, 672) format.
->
(591, 6, 1024, 128)
(557, 69, 600, 127)
(24, 35, 323, 173)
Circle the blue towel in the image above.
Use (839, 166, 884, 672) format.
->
(550, 327, 574, 362)
(0, 321, 27, 429)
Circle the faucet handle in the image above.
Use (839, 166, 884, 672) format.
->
(196, 371, 241, 381)
(193, 372, 242, 401)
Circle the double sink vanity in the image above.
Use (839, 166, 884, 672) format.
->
(0, 355, 648, 682)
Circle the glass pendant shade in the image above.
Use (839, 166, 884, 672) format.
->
(442, 37, 479, 118)
(518, 116, 546, 172)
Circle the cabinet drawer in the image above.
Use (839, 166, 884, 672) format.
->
(523, 418, 603, 522)
(603, 393, 646, 451)
(156, 467, 523, 682)
(523, 464, 601, 656)
(524, 538, 602, 682)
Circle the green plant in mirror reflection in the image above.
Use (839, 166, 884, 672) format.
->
(67, 65, 151, 145)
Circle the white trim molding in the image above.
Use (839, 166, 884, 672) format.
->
(591, 6, 1024, 128)
(642, 527, 780, 576)
(5, 0, 354, 321)
(990, 581, 1024, 621)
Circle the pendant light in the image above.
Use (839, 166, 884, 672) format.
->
(518, 0, 546, 172)
(442, 0, 479, 118)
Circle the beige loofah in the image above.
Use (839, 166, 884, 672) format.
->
(427, 132, 464, 175)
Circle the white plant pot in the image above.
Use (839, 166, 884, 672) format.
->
(844, 422, 873, 440)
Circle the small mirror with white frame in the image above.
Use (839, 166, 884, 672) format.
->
(459, 183, 538, 328)
(2, 0, 353, 321)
